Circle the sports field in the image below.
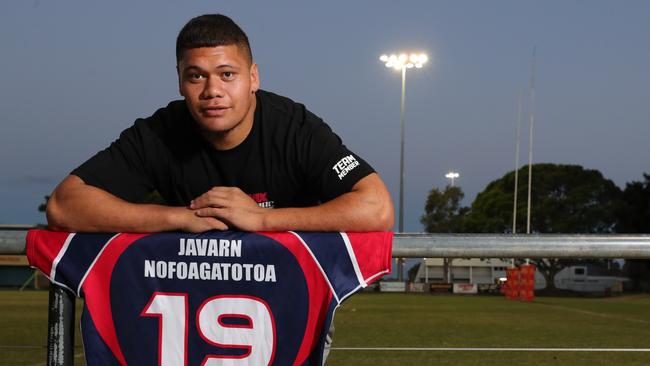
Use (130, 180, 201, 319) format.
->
(2, 291, 650, 365)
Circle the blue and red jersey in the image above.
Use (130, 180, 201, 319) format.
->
(27, 230, 392, 365)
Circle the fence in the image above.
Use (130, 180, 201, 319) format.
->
(2, 227, 650, 365)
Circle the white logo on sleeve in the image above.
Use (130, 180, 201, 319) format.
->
(332, 155, 360, 180)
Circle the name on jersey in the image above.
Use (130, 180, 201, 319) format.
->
(143, 238, 276, 283)
(178, 238, 242, 257)
(332, 155, 359, 180)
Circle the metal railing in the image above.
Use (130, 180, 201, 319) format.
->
(8, 229, 650, 258)
(392, 233, 650, 258)
(2, 228, 650, 365)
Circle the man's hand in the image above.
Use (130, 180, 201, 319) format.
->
(171, 206, 229, 233)
(190, 187, 268, 231)
(190, 173, 394, 232)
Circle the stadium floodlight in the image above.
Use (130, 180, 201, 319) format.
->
(379, 53, 427, 71)
(379, 51, 428, 282)
(445, 171, 460, 187)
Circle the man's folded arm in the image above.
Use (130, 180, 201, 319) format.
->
(47, 173, 394, 233)
(263, 173, 394, 232)
(46, 175, 227, 233)
(191, 173, 395, 232)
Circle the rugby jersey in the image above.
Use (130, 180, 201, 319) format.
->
(27, 230, 392, 366)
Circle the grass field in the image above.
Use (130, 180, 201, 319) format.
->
(2, 291, 650, 365)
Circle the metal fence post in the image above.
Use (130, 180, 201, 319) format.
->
(47, 284, 76, 366)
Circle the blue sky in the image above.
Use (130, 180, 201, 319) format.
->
(1, 1, 649, 232)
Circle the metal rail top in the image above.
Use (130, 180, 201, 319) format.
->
(2, 229, 650, 259)
(393, 233, 650, 259)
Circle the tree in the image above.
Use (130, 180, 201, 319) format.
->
(618, 173, 650, 233)
(38, 195, 50, 213)
(464, 164, 622, 234)
(420, 185, 469, 284)
(618, 173, 650, 292)
(420, 186, 469, 233)
(463, 164, 623, 291)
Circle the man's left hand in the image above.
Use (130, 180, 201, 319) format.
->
(190, 186, 268, 231)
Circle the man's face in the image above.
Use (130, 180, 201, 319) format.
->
(178, 45, 259, 142)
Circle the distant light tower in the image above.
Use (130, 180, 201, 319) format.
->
(445, 172, 460, 187)
(379, 52, 428, 234)
(380, 52, 427, 283)
(526, 47, 537, 235)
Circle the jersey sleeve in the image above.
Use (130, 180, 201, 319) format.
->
(298, 110, 375, 202)
(290, 231, 393, 303)
(26, 229, 119, 296)
(71, 119, 157, 202)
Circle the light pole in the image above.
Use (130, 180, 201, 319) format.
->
(445, 171, 459, 187)
(526, 47, 536, 235)
(380, 52, 427, 282)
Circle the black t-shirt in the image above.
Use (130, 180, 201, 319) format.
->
(72, 90, 374, 208)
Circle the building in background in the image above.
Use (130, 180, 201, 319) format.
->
(412, 258, 628, 294)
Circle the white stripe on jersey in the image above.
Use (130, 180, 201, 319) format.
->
(340, 232, 366, 288)
(289, 231, 341, 304)
(50, 233, 77, 294)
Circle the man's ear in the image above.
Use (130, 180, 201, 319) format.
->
(250, 63, 260, 93)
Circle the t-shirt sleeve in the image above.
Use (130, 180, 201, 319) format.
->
(71, 120, 156, 202)
(298, 110, 375, 202)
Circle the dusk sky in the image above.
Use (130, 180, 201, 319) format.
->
(1, 1, 649, 232)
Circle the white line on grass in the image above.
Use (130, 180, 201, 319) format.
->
(532, 302, 650, 325)
(332, 347, 650, 352)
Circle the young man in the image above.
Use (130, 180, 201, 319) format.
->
(46, 14, 393, 234)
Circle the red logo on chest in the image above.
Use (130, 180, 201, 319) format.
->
(248, 192, 269, 204)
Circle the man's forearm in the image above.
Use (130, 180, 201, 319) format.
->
(262, 194, 393, 232)
(46, 175, 225, 233)
(261, 174, 394, 232)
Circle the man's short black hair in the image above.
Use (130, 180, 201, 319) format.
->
(176, 14, 253, 65)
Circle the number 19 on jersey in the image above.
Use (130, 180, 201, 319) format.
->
(142, 293, 276, 366)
